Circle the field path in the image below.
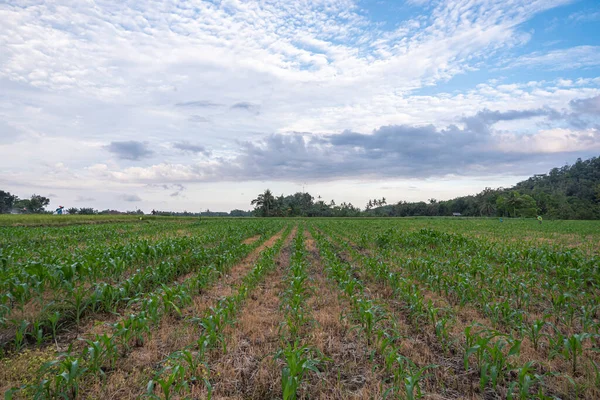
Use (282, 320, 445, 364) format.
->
(205, 225, 297, 399)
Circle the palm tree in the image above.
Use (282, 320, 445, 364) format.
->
(479, 200, 496, 216)
(251, 189, 276, 217)
(505, 191, 521, 217)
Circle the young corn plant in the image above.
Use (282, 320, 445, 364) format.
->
(507, 361, 545, 400)
(146, 364, 189, 400)
(31, 319, 46, 347)
(353, 299, 387, 346)
(562, 332, 593, 374)
(276, 342, 325, 400)
(35, 355, 88, 399)
(404, 362, 438, 400)
(523, 318, 549, 352)
(13, 319, 30, 351)
(81, 334, 118, 380)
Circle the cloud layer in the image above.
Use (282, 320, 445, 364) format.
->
(88, 96, 600, 185)
(0, 0, 599, 211)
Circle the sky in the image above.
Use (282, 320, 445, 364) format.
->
(1, 0, 599, 213)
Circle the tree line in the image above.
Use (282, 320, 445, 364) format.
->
(0, 192, 50, 214)
(250, 156, 600, 219)
(2, 156, 598, 219)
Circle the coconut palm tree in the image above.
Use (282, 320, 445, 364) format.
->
(478, 200, 496, 216)
(251, 189, 276, 217)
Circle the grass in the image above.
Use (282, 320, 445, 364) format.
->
(0, 214, 190, 227)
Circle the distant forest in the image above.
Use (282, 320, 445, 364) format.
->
(248, 156, 600, 220)
(1, 156, 599, 219)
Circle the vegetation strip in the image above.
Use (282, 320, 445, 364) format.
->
(275, 225, 328, 400)
(302, 230, 384, 398)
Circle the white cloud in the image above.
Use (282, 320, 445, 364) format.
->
(496, 128, 600, 153)
(568, 10, 600, 23)
(504, 46, 600, 71)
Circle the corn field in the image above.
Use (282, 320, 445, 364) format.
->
(1, 218, 599, 399)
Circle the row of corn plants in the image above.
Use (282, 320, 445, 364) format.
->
(323, 220, 598, 340)
(276, 226, 327, 400)
(0, 224, 214, 318)
(144, 225, 292, 400)
(320, 220, 600, 398)
(321, 225, 537, 398)
(325, 220, 598, 336)
(309, 226, 437, 399)
(374, 225, 598, 397)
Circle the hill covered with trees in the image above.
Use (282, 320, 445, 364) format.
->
(250, 156, 600, 219)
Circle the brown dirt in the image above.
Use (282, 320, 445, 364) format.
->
(242, 235, 261, 245)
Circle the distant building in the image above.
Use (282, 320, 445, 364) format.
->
(452, 212, 462, 217)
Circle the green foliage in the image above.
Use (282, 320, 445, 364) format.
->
(276, 342, 324, 400)
(0, 191, 18, 214)
(251, 190, 361, 217)
(14, 195, 50, 214)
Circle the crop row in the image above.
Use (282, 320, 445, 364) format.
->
(145, 224, 291, 399)
(277, 226, 326, 400)
(308, 226, 439, 399)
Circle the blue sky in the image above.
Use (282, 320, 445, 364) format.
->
(0, 0, 599, 212)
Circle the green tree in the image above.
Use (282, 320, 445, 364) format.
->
(518, 194, 538, 217)
(496, 196, 508, 217)
(251, 189, 276, 217)
(505, 191, 521, 217)
(0, 190, 18, 213)
(14, 194, 50, 213)
(496, 191, 537, 217)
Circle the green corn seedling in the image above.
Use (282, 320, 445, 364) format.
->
(563, 333, 592, 374)
(276, 342, 324, 400)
